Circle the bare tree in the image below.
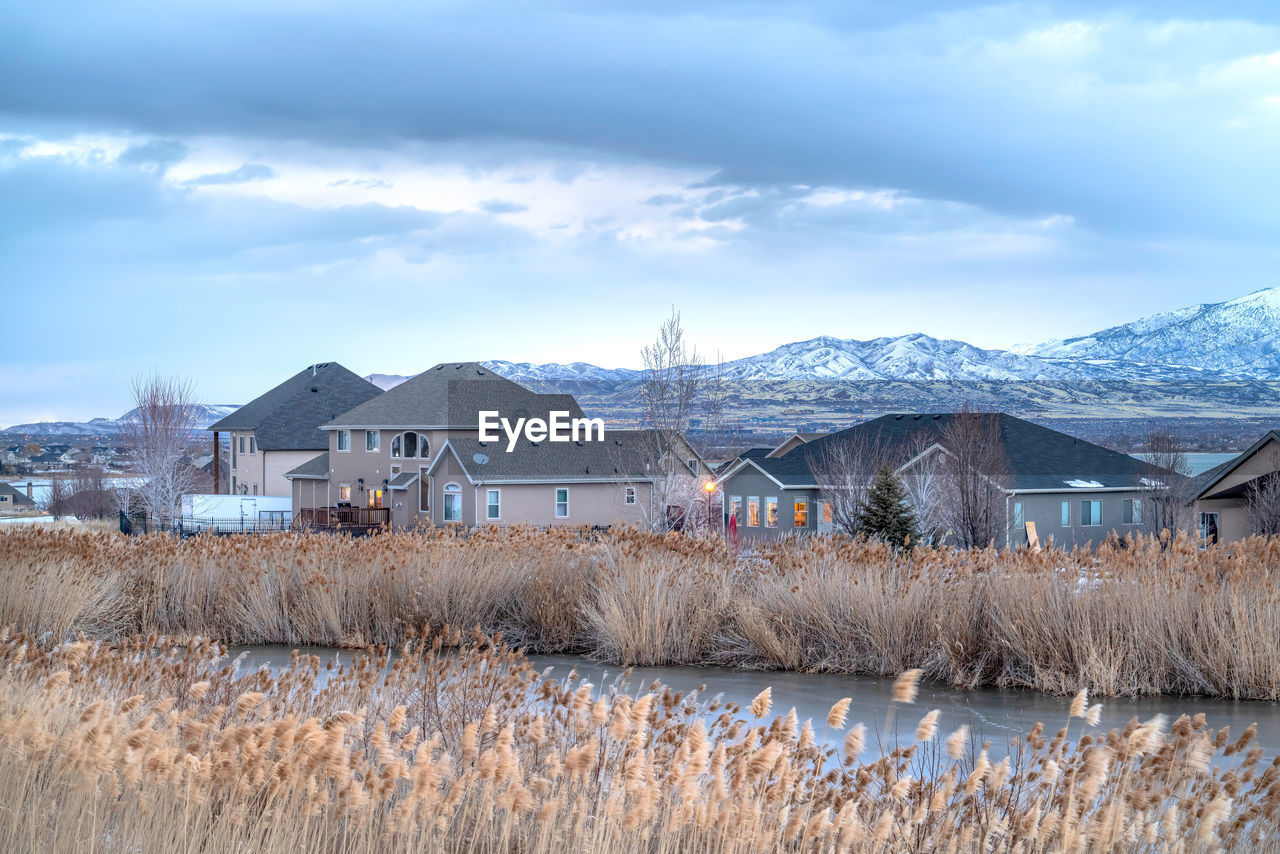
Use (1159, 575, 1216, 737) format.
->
(1137, 427, 1196, 537)
(898, 432, 948, 544)
(808, 431, 893, 537)
(1245, 474, 1280, 537)
(44, 475, 70, 520)
(634, 310, 709, 532)
(122, 374, 202, 529)
(937, 409, 1010, 549)
(64, 465, 113, 519)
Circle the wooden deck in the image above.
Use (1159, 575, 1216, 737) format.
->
(295, 507, 390, 535)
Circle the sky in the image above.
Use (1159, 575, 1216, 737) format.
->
(1, 1, 1279, 425)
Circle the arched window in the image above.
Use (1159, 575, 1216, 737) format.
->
(390, 432, 430, 459)
(443, 482, 462, 522)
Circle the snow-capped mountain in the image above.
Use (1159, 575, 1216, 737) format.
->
(1022, 288, 1280, 378)
(2, 404, 241, 436)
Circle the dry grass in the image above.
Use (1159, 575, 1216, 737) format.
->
(2, 629, 1279, 852)
(5, 526, 1280, 698)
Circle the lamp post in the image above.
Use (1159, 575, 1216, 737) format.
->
(703, 479, 717, 535)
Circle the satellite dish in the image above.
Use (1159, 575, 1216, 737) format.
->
(473, 453, 489, 465)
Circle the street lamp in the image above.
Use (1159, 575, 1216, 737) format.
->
(703, 479, 717, 534)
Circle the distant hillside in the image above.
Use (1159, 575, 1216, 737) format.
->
(3, 404, 240, 436)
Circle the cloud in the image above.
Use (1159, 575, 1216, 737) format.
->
(479, 198, 528, 214)
(187, 162, 276, 185)
(116, 138, 188, 172)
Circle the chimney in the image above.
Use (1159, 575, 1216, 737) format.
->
(25, 481, 32, 499)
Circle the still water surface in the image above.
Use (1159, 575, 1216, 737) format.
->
(231, 645, 1280, 758)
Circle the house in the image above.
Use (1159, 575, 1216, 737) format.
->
(0, 481, 37, 515)
(208, 363, 383, 497)
(286, 362, 710, 529)
(716, 412, 1181, 549)
(1194, 430, 1280, 542)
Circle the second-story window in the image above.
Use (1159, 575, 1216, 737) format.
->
(337, 430, 351, 452)
(391, 432, 430, 459)
(366, 430, 380, 452)
(249, 436, 256, 455)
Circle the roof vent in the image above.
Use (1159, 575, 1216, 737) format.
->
(913, 415, 921, 420)
(894, 415, 903, 420)
(585, 465, 590, 473)
(311, 386, 318, 393)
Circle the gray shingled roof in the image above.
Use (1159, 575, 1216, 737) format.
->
(1195, 430, 1280, 500)
(210, 363, 382, 450)
(322, 362, 584, 429)
(436, 429, 677, 483)
(284, 452, 330, 480)
(0, 481, 36, 506)
(722, 413, 1183, 492)
(388, 471, 419, 489)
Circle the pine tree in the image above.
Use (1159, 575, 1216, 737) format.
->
(856, 465, 918, 551)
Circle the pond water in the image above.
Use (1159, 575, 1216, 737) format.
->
(229, 645, 1280, 759)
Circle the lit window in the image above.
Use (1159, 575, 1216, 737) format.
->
(747, 497, 759, 527)
(1123, 498, 1143, 525)
(366, 430, 380, 452)
(339, 484, 351, 502)
(487, 489, 501, 520)
(822, 502, 833, 524)
(443, 483, 462, 522)
(1061, 501, 1070, 526)
(624, 486, 636, 505)
(337, 430, 351, 452)
(794, 499, 807, 527)
(555, 488, 569, 518)
(1080, 500, 1102, 526)
(730, 496, 742, 521)
(367, 488, 384, 509)
(766, 498, 778, 527)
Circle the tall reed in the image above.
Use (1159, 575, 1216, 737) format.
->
(6, 526, 1280, 698)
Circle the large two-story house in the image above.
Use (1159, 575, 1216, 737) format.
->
(286, 362, 710, 529)
(717, 412, 1184, 549)
(208, 363, 383, 497)
(1194, 430, 1280, 542)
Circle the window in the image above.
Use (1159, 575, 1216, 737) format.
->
(366, 430, 380, 452)
(487, 489, 501, 520)
(231, 476, 237, 493)
(625, 486, 636, 505)
(1123, 498, 1143, 525)
(238, 436, 245, 455)
(339, 484, 351, 502)
(419, 468, 429, 513)
(687, 458, 699, 473)
(1080, 500, 1102, 526)
(730, 496, 742, 522)
(766, 497, 778, 527)
(1014, 502, 1023, 528)
(1061, 501, 1070, 527)
(823, 502, 833, 524)
(367, 488, 384, 509)
(1200, 512, 1219, 544)
(337, 430, 351, 452)
(249, 436, 256, 455)
(443, 483, 462, 522)
(252, 484, 258, 495)
(747, 497, 759, 526)
(555, 488, 569, 518)
(794, 499, 808, 527)
(391, 432, 430, 459)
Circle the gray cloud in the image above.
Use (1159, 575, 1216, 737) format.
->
(187, 163, 276, 185)
(479, 198, 528, 214)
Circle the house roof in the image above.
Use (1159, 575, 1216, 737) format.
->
(321, 362, 585, 430)
(430, 429, 689, 484)
(1195, 431, 1280, 500)
(0, 481, 36, 506)
(284, 452, 330, 480)
(719, 412, 1181, 492)
(388, 471, 419, 490)
(210, 363, 382, 450)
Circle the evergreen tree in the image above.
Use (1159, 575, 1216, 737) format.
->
(856, 465, 918, 550)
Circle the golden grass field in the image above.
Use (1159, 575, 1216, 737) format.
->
(5, 526, 1280, 851)
(5, 526, 1280, 698)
